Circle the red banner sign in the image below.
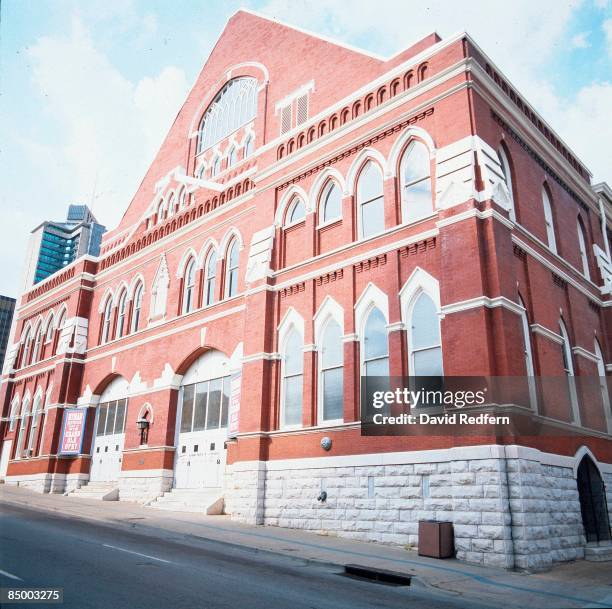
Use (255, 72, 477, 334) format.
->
(59, 408, 87, 455)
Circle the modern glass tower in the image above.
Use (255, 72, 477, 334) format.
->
(22, 205, 106, 288)
(0, 295, 16, 370)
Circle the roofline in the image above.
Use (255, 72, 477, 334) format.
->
(234, 8, 388, 61)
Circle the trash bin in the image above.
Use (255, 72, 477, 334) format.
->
(418, 520, 454, 558)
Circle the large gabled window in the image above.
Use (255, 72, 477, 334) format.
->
(400, 140, 433, 223)
(182, 259, 197, 314)
(225, 239, 239, 298)
(198, 77, 258, 153)
(204, 250, 217, 307)
(116, 291, 128, 338)
(131, 283, 143, 333)
(357, 161, 385, 238)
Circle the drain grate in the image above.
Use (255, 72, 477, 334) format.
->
(343, 564, 411, 586)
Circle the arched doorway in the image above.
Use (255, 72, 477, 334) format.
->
(90, 377, 129, 483)
(577, 455, 611, 542)
(174, 350, 231, 489)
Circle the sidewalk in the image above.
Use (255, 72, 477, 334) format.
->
(1, 485, 610, 609)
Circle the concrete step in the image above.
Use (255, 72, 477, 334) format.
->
(585, 541, 612, 562)
(69, 481, 119, 501)
(148, 487, 224, 515)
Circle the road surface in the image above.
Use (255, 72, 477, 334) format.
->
(0, 502, 492, 609)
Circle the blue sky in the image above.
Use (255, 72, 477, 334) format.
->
(1, 0, 611, 298)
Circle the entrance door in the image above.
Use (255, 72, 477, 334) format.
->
(0, 440, 12, 479)
(175, 358, 230, 490)
(90, 399, 127, 483)
(577, 455, 611, 542)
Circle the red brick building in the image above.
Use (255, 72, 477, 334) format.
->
(1, 10, 611, 570)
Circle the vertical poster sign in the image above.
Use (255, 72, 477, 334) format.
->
(227, 372, 241, 438)
(59, 408, 87, 455)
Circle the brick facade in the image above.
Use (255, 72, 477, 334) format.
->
(1, 10, 610, 570)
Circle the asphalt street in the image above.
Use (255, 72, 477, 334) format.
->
(0, 502, 492, 609)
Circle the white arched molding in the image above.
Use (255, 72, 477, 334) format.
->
(387, 126, 436, 178)
(346, 147, 389, 195)
(572, 445, 603, 478)
(239, 127, 255, 149)
(219, 227, 244, 259)
(198, 237, 219, 268)
(314, 296, 345, 348)
(97, 376, 130, 401)
(43, 310, 55, 336)
(274, 185, 310, 227)
(399, 266, 441, 326)
(9, 395, 20, 430)
(98, 288, 115, 314)
(278, 307, 305, 349)
(354, 283, 389, 339)
(137, 402, 154, 425)
(55, 303, 68, 327)
(186, 62, 269, 137)
(309, 168, 348, 204)
(113, 281, 130, 305)
(175, 247, 199, 279)
(129, 273, 146, 298)
(32, 386, 44, 408)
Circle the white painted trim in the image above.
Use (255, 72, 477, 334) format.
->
(530, 323, 564, 345)
(442, 295, 524, 316)
(572, 346, 599, 364)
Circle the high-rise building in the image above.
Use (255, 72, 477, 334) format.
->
(21, 205, 106, 288)
(0, 296, 16, 370)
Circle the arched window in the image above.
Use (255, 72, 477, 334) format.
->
(498, 146, 516, 221)
(594, 339, 611, 433)
(116, 291, 128, 338)
(9, 397, 19, 432)
(151, 257, 169, 319)
(178, 188, 187, 209)
(182, 259, 196, 314)
(225, 239, 240, 298)
(357, 161, 385, 238)
(244, 135, 254, 158)
(211, 156, 220, 178)
(204, 250, 217, 306)
(363, 307, 389, 376)
(167, 194, 176, 217)
(542, 187, 557, 253)
(196, 163, 206, 179)
(319, 319, 344, 422)
(559, 320, 580, 424)
(518, 296, 537, 410)
(131, 283, 143, 333)
(321, 181, 342, 224)
(21, 329, 33, 367)
(15, 399, 30, 459)
(54, 310, 66, 354)
(281, 328, 303, 427)
(198, 77, 258, 153)
(285, 197, 306, 226)
(400, 140, 433, 222)
(44, 315, 54, 344)
(577, 219, 590, 279)
(32, 324, 43, 363)
(409, 293, 443, 376)
(101, 297, 113, 344)
(26, 396, 42, 456)
(227, 147, 237, 168)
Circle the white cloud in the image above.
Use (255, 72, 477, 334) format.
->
(570, 31, 591, 48)
(25, 16, 188, 229)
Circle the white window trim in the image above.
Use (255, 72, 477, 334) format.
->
(278, 308, 305, 430)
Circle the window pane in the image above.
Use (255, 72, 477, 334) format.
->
(227, 268, 237, 297)
(206, 378, 222, 429)
(181, 385, 194, 433)
(414, 347, 443, 376)
(365, 356, 389, 377)
(115, 399, 126, 433)
(288, 198, 305, 224)
(228, 241, 239, 268)
(364, 308, 387, 359)
(220, 377, 230, 428)
(405, 178, 432, 220)
(105, 402, 116, 435)
(402, 141, 430, 184)
(322, 320, 343, 368)
(193, 382, 208, 431)
(96, 406, 107, 436)
(283, 375, 303, 426)
(323, 184, 341, 221)
(411, 293, 440, 350)
(361, 197, 385, 237)
(322, 367, 344, 420)
(357, 161, 383, 201)
(284, 330, 303, 375)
